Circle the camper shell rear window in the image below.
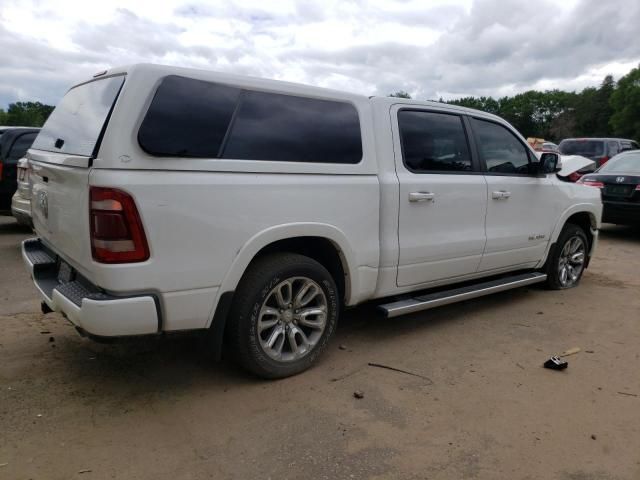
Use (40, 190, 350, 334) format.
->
(32, 75, 125, 157)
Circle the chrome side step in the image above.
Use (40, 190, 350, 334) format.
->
(379, 272, 547, 318)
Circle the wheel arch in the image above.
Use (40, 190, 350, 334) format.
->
(540, 206, 599, 268)
(208, 223, 358, 327)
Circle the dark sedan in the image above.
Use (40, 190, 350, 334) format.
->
(579, 150, 640, 226)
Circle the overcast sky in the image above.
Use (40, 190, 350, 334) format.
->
(1, 0, 639, 108)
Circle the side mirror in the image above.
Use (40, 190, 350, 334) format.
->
(538, 152, 561, 174)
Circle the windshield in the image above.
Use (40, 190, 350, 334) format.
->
(598, 152, 640, 174)
(32, 75, 124, 157)
(559, 140, 604, 156)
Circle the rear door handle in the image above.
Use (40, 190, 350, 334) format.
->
(492, 190, 511, 200)
(409, 192, 435, 203)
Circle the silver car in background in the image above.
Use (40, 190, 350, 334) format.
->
(11, 157, 32, 227)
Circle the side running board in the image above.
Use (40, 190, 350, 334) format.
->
(378, 272, 547, 318)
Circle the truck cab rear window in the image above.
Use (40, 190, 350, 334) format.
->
(32, 76, 124, 157)
(138, 76, 363, 164)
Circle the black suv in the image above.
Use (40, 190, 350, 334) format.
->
(0, 128, 40, 214)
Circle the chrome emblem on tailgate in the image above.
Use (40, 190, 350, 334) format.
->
(37, 190, 49, 219)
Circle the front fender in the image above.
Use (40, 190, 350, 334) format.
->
(539, 203, 602, 267)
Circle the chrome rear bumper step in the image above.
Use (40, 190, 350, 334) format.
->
(378, 272, 547, 318)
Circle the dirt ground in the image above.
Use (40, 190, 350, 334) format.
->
(0, 216, 639, 480)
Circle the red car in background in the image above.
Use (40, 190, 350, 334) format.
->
(559, 138, 639, 181)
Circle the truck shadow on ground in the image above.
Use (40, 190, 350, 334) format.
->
(0, 218, 32, 235)
(42, 285, 537, 395)
(599, 223, 640, 241)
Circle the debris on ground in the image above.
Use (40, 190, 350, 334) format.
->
(591, 434, 597, 440)
(543, 356, 568, 370)
(338, 344, 347, 350)
(78, 469, 92, 474)
(560, 347, 581, 357)
(353, 390, 364, 399)
(586, 350, 595, 354)
(49, 336, 55, 343)
(0, 463, 7, 467)
(617, 391, 639, 398)
(39, 331, 50, 335)
(367, 362, 433, 383)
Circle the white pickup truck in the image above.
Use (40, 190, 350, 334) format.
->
(22, 64, 602, 378)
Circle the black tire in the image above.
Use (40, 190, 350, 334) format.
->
(226, 253, 339, 379)
(545, 223, 589, 290)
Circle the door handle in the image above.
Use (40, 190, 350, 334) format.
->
(492, 190, 511, 200)
(409, 192, 435, 203)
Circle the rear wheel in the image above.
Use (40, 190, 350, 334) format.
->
(226, 253, 339, 379)
(545, 223, 588, 290)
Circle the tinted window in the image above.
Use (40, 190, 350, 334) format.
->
(598, 152, 640, 173)
(608, 141, 619, 156)
(139, 76, 241, 157)
(33, 76, 124, 157)
(620, 140, 638, 152)
(559, 140, 604, 156)
(222, 91, 362, 163)
(471, 118, 531, 174)
(398, 111, 472, 172)
(8, 133, 37, 161)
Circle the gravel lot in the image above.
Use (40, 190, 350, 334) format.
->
(1, 216, 639, 480)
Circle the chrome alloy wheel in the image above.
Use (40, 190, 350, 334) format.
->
(557, 235, 586, 287)
(257, 277, 328, 362)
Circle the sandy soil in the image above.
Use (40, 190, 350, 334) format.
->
(0, 216, 639, 480)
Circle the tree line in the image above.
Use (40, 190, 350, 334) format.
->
(2, 64, 639, 143)
(390, 64, 640, 142)
(0, 102, 54, 128)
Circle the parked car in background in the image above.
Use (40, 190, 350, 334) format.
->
(579, 150, 640, 226)
(0, 128, 40, 219)
(11, 157, 33, 226)
(541, 142, 559, 153)
(0, 126, 31, 140)
(559, 138, 639, 182)
(559, 138, 639, 168)
(22, 64, 601, 378)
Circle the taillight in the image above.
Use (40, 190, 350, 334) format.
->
(578, 179, 604, 188)
(636, 185, 640, 191)
(90, 187, 149, 263)
(598, 156, 609, 166)
(568, 172, 582, 182)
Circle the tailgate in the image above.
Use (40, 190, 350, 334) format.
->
(26, 73, 125, 276)
(30, 152, 92, 274)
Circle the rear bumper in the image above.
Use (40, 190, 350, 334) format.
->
(22, 238, 160, 337)
(602, 201, 640, 225)
(11, 192, 32, 226)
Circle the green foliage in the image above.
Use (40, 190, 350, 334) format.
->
(609, 66, 640, 140)
(436, 67, 640, 142)
(0, 102, 54, 127)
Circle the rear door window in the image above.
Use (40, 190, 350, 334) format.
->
(397, 110, 473, 173)
(470, 118, 532, 174)
(607, 141, 619, 157)
(32, 75, 124, 157)
(559, 140, 604, 156)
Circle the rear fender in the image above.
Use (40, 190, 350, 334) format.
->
(206, 223, 358, 328)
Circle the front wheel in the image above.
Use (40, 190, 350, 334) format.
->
(545, 224, 589, 290)
(226, 253, 339, 379)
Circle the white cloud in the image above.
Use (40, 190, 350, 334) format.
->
(0, 0, 638, 107)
